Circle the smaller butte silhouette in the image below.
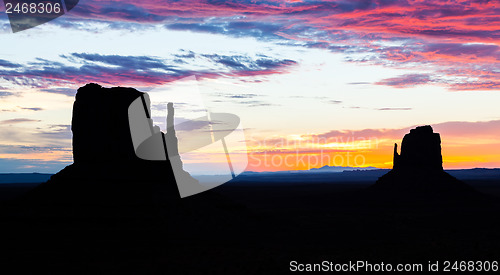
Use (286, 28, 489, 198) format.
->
(371, 125, 478, 202)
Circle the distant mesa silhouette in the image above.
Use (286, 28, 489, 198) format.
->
(371, 125, 479, 202)
(24, 83, 200, 206)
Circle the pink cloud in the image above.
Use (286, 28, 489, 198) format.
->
(57, 0, 500, 90)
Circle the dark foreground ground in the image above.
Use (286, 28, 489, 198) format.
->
(0, 173, 499, 274)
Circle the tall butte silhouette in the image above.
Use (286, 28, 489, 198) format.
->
(22, 83, 211, 210)
(370, 125, 481, 203)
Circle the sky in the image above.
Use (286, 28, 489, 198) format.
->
(0, 0, 499, 173)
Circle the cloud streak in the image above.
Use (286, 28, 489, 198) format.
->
(0, 118, 40, 124)
(0, 52, 297, 88)
(18, 106, 44, 111)
(375, 74, 433, 88)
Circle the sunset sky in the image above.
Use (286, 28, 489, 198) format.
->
(0, 0, 499, 173)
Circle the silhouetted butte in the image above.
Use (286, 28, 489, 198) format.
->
(370, 125, 480, 203)
(21, 83, 224, 210)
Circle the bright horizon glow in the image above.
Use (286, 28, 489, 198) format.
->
(0, 1, 499, 173)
